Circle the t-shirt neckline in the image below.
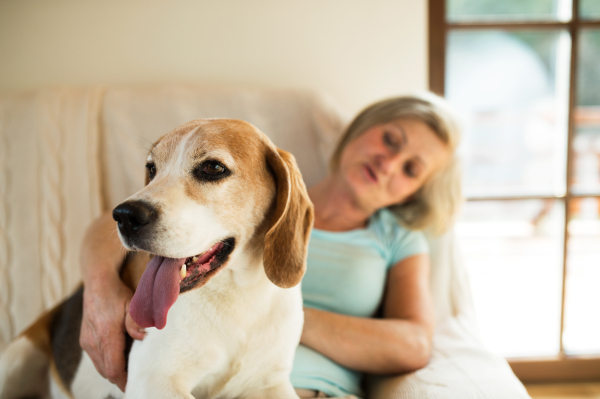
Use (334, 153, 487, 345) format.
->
(311, 211, 379, 235)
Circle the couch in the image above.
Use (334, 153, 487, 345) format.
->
(0, 85, 530, 398)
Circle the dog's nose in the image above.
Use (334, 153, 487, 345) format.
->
(113, 201, 157, 237)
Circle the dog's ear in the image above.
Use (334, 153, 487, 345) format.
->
(263, 146, 314, 288)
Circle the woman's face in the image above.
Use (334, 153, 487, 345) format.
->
(338, 118, 450, 213)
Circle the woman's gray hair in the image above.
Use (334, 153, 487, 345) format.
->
(329, 93, 463, 235)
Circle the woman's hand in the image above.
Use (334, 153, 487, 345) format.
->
(80, 271, 145, 391)
(300, 254, 434, 374)
(78, 211, 145, 392)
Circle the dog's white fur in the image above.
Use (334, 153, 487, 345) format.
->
(0, 119, 313, 399)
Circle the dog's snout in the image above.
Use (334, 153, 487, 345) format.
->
(113, 201, 157, 237)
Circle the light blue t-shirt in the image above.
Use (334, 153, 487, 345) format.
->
(290, 208, 429, 398)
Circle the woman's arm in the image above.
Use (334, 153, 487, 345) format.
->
(300, 254, 435, 374)
(79, 211, 145, 392)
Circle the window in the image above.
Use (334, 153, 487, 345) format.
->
(429, 0, 600, 381)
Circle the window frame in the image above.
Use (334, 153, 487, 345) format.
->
(429, 0, 600, 382)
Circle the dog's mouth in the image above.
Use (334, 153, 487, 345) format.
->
(179, 237, 236, 293)
(129, 237, 236, 330)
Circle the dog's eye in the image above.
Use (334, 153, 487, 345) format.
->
(203, 162, 225, 175)
(146, 163, 157, 180)
(194, 160, 231, 182)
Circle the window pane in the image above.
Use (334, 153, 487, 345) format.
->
(581, 0, 600, 20)
(563, 197, 600, 355)
(446, 30, 571, 198)
(573, 30, 600, 195)
(456, 200, 564, 358)
(447, 0, 572, 22)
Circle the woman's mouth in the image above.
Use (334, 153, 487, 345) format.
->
(363, 164, 378, 183)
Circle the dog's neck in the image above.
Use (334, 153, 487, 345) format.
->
(214, 247, 273, 290)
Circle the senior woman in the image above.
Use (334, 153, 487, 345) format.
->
(79, 94, 462, 399)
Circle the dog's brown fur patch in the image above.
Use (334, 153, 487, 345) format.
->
(21, 306, 59, 357)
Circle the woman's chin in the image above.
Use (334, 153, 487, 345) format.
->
(345, 177, 383, 211)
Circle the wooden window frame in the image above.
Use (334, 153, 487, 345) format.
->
(428, 0, 600, 383)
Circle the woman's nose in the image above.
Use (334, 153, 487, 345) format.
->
(375, 152, 403, 175)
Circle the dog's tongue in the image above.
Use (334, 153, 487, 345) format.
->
(129, 256, 185, 330)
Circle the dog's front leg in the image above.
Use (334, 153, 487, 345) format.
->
(124, 375, 195, 399)
(124, 333, 213, 399)
(124, 346, 195, 399)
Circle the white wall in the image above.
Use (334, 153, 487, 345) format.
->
(0, 0, 427, 114)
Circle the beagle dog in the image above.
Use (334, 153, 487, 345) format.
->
(0, 119, 314, 399)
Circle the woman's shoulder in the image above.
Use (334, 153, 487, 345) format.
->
(370, 208, 429, 266)
(370, 208, 414, 236)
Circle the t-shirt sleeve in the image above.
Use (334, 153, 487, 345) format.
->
(388, 226, 429, 267)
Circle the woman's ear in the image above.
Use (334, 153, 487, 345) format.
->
(263, 146, 314, 288)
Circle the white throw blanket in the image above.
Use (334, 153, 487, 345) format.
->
(0, 88, 104, 344)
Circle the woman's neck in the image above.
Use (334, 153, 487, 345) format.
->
(308, 174, 374, 232)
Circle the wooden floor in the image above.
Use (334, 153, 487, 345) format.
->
(526, 383, 600, 399)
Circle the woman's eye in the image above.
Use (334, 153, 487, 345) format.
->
(146, 163, 157, 180)
(383, 132, 399, 149)
(203, 162, 225, 174)
(404, 162, 417, 178)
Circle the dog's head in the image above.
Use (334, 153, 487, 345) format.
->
(114, 119, 313, 329)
